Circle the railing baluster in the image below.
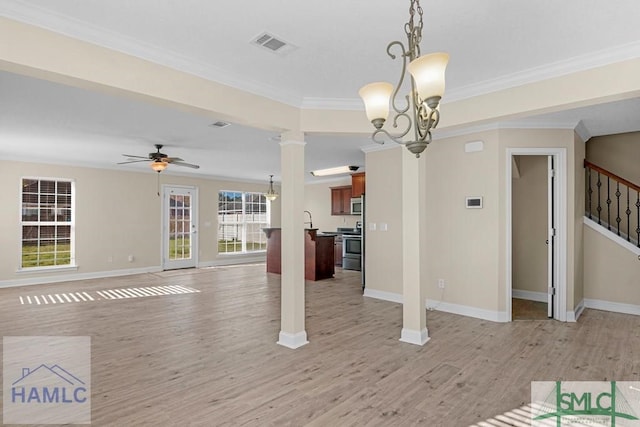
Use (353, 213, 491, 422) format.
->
(626, 187, 631, 242)
(606, 176, 611, 230)
(587, 167, 593, 219)
(597, 172, 602, 225)
(615, 182, 621, 236)
(585, 161, 640, 247)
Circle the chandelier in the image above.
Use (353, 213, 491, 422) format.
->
(359, 0, 449, 158)
(265, 175, 279, 201)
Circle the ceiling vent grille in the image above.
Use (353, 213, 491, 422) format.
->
(252, 32, 297, 56)
(209, 121, 230, 128)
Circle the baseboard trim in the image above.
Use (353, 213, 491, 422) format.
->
(0, 266, 162, 288)
(427, 299, 509, 323)
(584, 298, 640, 317)
(400, 328, 430, 346)
(363, 288, 403, 304)
(512, 289, 547, 303)
(567, 299, 585, 322)
(363, 288, 507, 322)
(277, 331, 309, 349)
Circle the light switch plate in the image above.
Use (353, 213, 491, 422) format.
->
(369, 222, 376, 231)
(380, 223, 388, 231)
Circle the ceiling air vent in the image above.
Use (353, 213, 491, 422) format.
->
(209, 121, 230, 129)
(252, 32, 297, 56)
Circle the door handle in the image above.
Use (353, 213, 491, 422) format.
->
(545, 240, 548, 245)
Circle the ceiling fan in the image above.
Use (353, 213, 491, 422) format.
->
(118, 144, 200, 172)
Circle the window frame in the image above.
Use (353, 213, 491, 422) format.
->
(19, 176, 76, 272)
(217, 190, 270, 255)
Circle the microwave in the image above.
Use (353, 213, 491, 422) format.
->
(350, 197, 362, 215)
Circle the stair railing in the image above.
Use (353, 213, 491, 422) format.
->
(584, 160, 640, 247)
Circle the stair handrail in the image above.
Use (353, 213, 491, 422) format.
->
(584, 159, 640, 246)
(584, 160, 640, 193)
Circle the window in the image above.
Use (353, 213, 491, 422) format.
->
(218, 191, 269, 254)
(21, 178, 74, 269)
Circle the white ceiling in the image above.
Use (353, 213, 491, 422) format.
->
(0, 0, 639, 182)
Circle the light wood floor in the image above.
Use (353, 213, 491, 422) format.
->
(1, 264, 639, 426)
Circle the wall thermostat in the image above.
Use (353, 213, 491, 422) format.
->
(466, 197, 483, 209)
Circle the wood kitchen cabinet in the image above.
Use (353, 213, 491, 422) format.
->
(351, 172, 365, 197)
(331, 186, 352, 215)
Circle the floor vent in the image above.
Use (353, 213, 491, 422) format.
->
(252, 32, 297, 56)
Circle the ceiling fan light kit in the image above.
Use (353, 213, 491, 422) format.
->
(359, 0, 449, 158)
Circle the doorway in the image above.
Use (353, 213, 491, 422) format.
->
(162, 185, 198, 270)
(506, 148, 567, 322)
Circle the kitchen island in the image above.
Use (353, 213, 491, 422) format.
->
(262, 228, 335, 281)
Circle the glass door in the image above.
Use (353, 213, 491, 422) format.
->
(162, 186, 198, 270)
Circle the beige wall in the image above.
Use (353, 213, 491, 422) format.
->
(586, 131, 640, 184)
(364, 147, 403, 295)
(583, 226, 640, 306)
(424, 131, 501, 311)
(512, 156, 548, 295)
(0, 160, 279, 283)
(573, 132, 585, 308)
(303, 177, 358, 232)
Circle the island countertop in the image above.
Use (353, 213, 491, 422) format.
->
(262, 228, 335, 281)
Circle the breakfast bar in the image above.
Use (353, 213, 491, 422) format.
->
(262, 228, 335, 281)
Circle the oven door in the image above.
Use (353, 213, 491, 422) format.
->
(342, 235, 362, 271)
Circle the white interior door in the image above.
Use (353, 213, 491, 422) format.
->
(162, 186, 198, 270)
(547, 156, 555, 318)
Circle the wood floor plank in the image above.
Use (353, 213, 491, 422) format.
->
(0, 264, 638, 426)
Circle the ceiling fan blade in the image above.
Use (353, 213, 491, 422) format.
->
(122, 154, 150, 159)
(171, 161, 200, 169)
(164, 157, 184, 163)
(117, 159, 150, 165)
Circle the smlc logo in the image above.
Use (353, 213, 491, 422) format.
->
(532, 381, 640, 427)
(11, 364, 88, 404)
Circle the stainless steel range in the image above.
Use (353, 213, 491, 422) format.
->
(339, 222, 362, 271)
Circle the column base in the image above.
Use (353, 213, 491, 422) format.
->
(277, 331, 309, 349)
(399, 327, 430, 346)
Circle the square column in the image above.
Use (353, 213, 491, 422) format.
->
(277, 133, 308, 349)
(400, 148, 429, 345)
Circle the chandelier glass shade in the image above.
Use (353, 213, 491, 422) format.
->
(359, 0, 449, 158)
(265, 175, 278, 201)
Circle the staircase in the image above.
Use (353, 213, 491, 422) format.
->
(584, 160, 640, 247)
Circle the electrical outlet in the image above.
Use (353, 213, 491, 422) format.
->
(437, 279, 445, 289)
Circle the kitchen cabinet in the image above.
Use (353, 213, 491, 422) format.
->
(351, 172, 365, 197)
(331, 186, 352, 215)
(334, 235, 343, 267)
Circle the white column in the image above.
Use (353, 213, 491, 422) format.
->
(400, 148, 429, 345)
(277, 132, 308, 349)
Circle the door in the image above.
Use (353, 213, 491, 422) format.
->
(507, 148, 567, 322)
(547, 156, 555, 318)
(162, 185, 198, 270)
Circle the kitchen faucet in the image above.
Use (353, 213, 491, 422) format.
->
(304, 210, 313, 229)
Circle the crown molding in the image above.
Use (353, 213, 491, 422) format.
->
(360, 142, 399, 154)
(2, 1, 638, 112)
(0, 0, 303, 107)
(300, 97, 363, 111)
(444, 41, 640, 103)
(574, 120, 592, 143)
(431, 120, 586, 141)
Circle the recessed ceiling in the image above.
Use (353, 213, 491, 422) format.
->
(0, 0, 638, 181)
